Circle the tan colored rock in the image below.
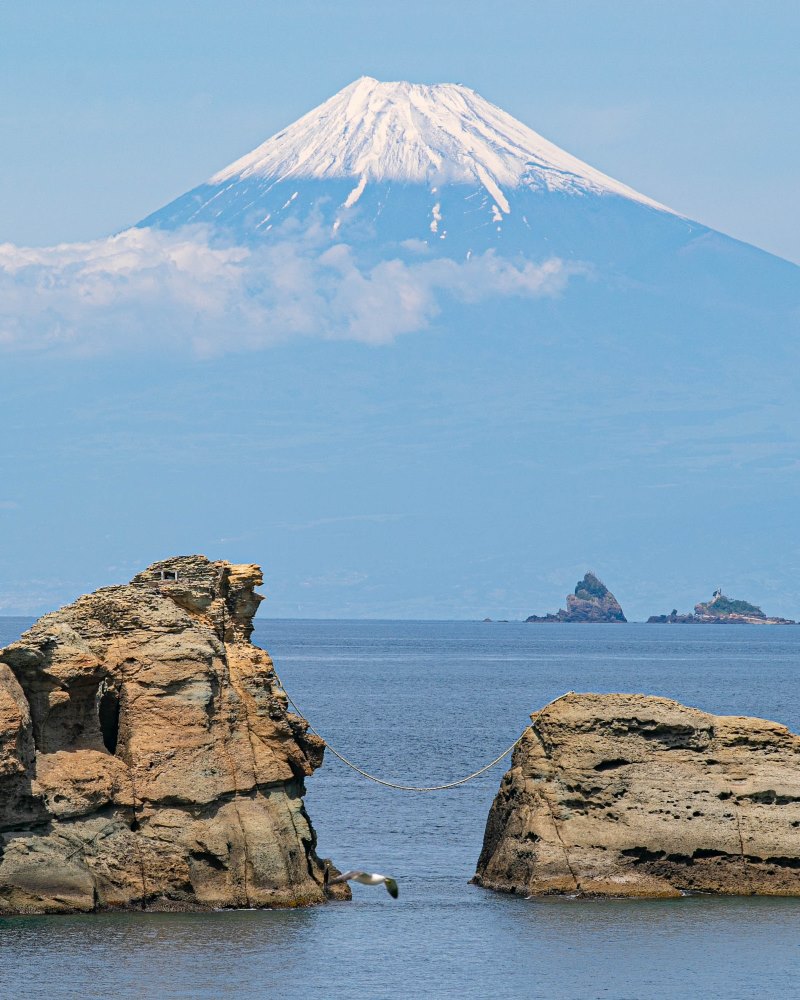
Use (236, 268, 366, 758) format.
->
(0, 555, 348, 914)
(474, 693, 800, 898)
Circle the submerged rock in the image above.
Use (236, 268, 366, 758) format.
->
(647, 589, 796, 624)
(474, 692, 800, 898)
(0, 556, 348, 914)
(526, 573, 626, 623)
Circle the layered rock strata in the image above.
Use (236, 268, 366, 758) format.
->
(474, 692, 800, 898)
(0, 555, 348, 914)
(526, 573, 626, 623)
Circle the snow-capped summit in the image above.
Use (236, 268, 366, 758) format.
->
(209, 76, 668, 214)
(139, 76, 682, 250)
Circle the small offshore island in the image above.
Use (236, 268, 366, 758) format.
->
(518, 575, 796, 624)
(526, 572, 627, 623)
(648, 589, 796, 625)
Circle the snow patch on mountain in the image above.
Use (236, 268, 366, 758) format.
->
(343, 174, 367, 208)
(209, 76, 673, 215)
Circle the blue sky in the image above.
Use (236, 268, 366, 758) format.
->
(1, 2, 799, 621)
(2, 1, 799, 262)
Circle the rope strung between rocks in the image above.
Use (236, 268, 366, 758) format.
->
(321, 732, 524, 792)
(272, 668, 572, 792)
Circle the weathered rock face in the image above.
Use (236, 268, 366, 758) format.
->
(474, 693, 800, 898)
(0, 555, 348, 914)
(526, 573, 626, 623)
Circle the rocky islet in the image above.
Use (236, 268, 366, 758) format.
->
(474, 692, 800, 898)
(0, 555, 348, 914)
(526, 572, 627, 623)
(3, 559, 800, 914)
(647, 589, 796, 625)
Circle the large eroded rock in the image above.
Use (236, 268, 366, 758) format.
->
(474, 693, 800, 898)
(0, 556, 348, 913)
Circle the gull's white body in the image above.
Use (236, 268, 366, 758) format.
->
(344, 871, 389, 887)
(327, 868, 399, 898)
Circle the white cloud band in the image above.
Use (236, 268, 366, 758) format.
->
(0, 225, 579, 355)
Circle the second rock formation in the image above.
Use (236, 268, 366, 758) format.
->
(474, 692, 800, 898)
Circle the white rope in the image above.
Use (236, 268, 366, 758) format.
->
(320, 733, 524, 792)
(272, 668, 572, 792)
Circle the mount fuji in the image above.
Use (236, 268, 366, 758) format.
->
(139, 77, 795, 287)
(140, 76, 674, 249)
(3, 78, 800, 619)
(131, 77, 800, 618)
(137, 75, 799, 347)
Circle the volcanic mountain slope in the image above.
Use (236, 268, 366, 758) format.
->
(20, 75, 792, 624)
(140, 76, 672, 252)
(138, 76, 799, 309)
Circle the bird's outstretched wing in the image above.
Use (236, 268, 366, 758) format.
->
(327, 869, 364, 886)
(325, 865, 399, 897)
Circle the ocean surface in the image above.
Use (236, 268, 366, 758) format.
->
(1, 617, 799, 999)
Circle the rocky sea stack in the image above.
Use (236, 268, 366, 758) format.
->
(0, 555, 348, 914)
(474, 693, 800, 898)
(526, 573, 626, 623)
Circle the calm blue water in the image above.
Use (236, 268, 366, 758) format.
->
(1, 617, 799, 999)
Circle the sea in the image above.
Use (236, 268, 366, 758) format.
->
(1, 617, 799, 999)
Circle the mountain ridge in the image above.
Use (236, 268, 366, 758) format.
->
(207, 76, 672, 211)
(138, 76, 687, 246)
(134, 76, 800, 302)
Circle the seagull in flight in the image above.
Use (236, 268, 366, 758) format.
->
(325, 866, 399, 898)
